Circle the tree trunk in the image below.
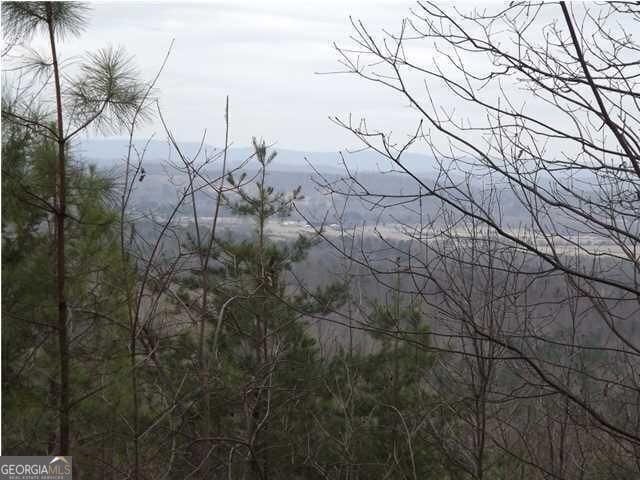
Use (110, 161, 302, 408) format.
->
(46, 2, 70, 456)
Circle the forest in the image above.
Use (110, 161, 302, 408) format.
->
(2, 2, 640, 479)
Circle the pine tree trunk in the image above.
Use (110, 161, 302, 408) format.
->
(46, 2, 70, 456)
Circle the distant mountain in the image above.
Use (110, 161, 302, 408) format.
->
(74, 138, 435, 174)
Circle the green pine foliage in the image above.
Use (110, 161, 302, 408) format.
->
(309, 287, 442, 479)
(1, 116, 132, 460)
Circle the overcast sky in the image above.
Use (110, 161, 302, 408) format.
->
(5, 2, 622, 160)
(48, 1, 422, 151)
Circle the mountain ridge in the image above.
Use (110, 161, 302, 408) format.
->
(74, 138, 436, 174)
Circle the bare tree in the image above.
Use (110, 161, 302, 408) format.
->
(321, 0, 640, 475)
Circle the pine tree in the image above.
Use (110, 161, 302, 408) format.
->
(311, 270, 441, 479)
(172, 138, 345, 477)
(2, 1, 148, 455)
(2, 115, 130, 463)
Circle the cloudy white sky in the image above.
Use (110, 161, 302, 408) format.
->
(7, 2, 605, 158)
(52, 0, 423, 151)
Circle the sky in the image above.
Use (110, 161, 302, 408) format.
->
(51, 0, 421, 151)
(5, 2, 608, 159)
